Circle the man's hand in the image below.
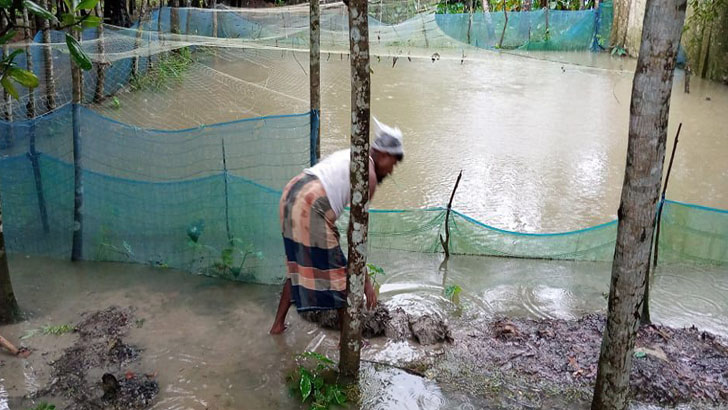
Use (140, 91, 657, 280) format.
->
(365, 276, 377, 309)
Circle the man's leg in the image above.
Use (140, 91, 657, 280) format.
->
(270, 279, 293, 334)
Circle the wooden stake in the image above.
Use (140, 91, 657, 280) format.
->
(439, 170, 463, 260)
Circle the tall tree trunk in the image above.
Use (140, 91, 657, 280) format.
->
(591, 0, 686, 408)
(0, 200, 21, 325)
(40, 0, 57, 112)
(132, 0, 146, 77)
(498, 0, 508, 48)
(310, 0, 320, 164)
(211, 0, 218, 37)
(94, 2, 107, 103)
(609, 0, 630, 49)
(24, 7, 51, 235)
(1, 15, 13, 127)
(339, 0, 371, 382)
(170, 0, 180, 34)
(107, 0, 132, 26)
(71, 24, 84, 262)
(481, 0, 496, 45)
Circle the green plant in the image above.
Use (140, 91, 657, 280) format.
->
(28, 403, 56, 410)
(43, 324, 74, 335)
(290, 352, 347, 410)
(186, 220, 263, 280)
(367, 263, 386, 296)
(129, 47, 195, 91)
(22, 324, 74, 339)
(1, 0, 100, 97)
(611, 46, 627, 57)
(444, 284, 462, 305)
(111, 96, 121, 109)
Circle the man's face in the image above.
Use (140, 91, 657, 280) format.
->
(374, 153, 398, 183)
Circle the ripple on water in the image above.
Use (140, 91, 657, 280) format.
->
(359, 364, 445, 410)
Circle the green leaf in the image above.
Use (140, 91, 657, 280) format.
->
(299, 371, 312, 402)
(8, 67, 39, 88)
(221, 248, 234, 267)
(62, 0, 72, 11)
(297, 351, 335, 365)
(23, 0, 57, 23)
(0, 0, 12, 8)
(1, 75, 19, 99)
(81, 15, 101, 27)
(0, 29, 16, 45)
(313, 376, 324, 390)
(65, 33, 92, 70)
(634, 351, 646, 359)
(6, 49, 23, 62)
(333, 388, 346, 404)
(61, 13, 77, 27)
(75, 0, 98, 10)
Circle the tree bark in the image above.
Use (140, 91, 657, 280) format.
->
(609, 0, 630, 49)
(211, 0, 218, 37)
(310, 0, 320, 163)
(132, 0, 147, 78)
(170, 0, 180, 35)
(591, 0, 686, 408)
(40, 0, 57, 112)
(94, 2, 107, 103)
(71, 24, 84, 262)
(498, 0, 508, 48)
(1, 15, 13, 126)
(0, 201, 20, 325)
(339, 0, 371, 382)
(107, 0, 132, 27)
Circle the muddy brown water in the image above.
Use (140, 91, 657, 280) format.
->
(3, 46, 727, 409)
(1, 252, 726, 409)
(95, 48, 728, 232)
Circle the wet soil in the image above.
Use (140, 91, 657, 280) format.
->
(39, 306, 159, 409)
(408, 314, 728, 408)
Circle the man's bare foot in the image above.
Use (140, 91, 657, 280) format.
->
(269, 324, 287, 334)
(16, 347, 31, 359)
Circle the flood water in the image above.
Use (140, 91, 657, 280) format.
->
(3, 27, 728, 410)
(1, 252, 726, 409)
(95, 48, 728, 232)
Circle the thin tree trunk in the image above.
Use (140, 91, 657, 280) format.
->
(1, 15, 13, 126)
(498, 0, 508, 48)
(467, 0, 473, 44)
(609, 0, 630, 50)
(23, 7, 51, 235)
(544, 0, 549, 40)
(40, 0, 57, 112)
(684, 62, 691, 93)
(339, 0, 371, 382)
(71, 24, 84, 262)
(591, 0, 686, 408)
(170, 0, 180, 34)
(94, 2, 107, 103)
(132, 0, 146, 78)
(481, 0, 496, 46)
(211, 0, 218, 37)
(310, 0, 320, 164)
(0, 201, 21, 325)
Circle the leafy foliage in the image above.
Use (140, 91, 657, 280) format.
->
(186, 219, 263, 280)
(444, 284, 462, 305)
(28, 403, 56, 410)
(1, 0, 100, 96)
(290, 352, 347, 410)
(130, 47, 195, 91)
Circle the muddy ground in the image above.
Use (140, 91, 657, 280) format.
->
(24, 306, 159, 409)
(407, 314, 728, 408)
